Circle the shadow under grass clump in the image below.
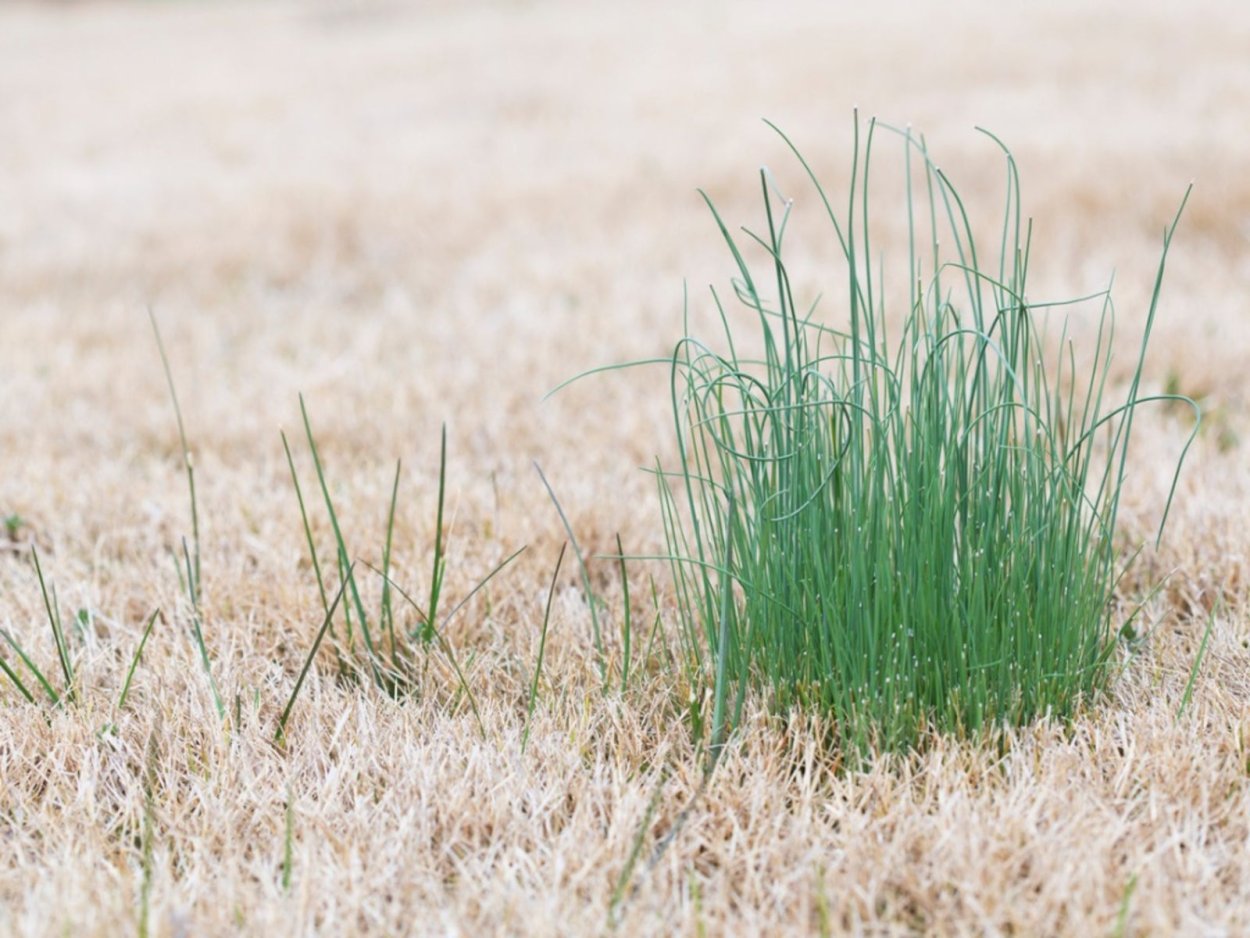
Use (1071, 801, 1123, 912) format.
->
(659, 117, 1197, 759)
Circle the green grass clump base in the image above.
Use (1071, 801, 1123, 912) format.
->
(661, 117, 1194, 759)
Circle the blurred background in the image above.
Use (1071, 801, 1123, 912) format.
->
(1, 0, 1247, 569)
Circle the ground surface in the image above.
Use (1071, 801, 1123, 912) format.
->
(2, 1, 1250, 935)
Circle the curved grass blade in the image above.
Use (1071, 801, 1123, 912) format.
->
(183, 538, 224, 719)
(522, 542, 566, 755)
(275, 568, 352, 744)
(534, 462, 608, 688)
(148, 307, 201, 604)
(0, 629, 58, 705)
(0, 649, 35, 703)
(117, 608, 161, 711)
(32, 546, 75, 703)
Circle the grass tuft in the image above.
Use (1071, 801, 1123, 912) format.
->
(657, 116, 1198, 757)
(284, 400, 523, 731)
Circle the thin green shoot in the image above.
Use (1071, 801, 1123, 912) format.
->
(522, 542, 566, 755)
(117, 608, 161, 711)
(381, 459, 402, 662)
(32, 545, 75, 703)
(148, 307, 201, 604)
(616, 533, 632, 693)
(422, 426, 448, 645)
(367, 545, 526, 648)
(1177, 601, 1218, 721)
(138, 730, 158, 938)
(52, 587, 68, 646)
(1096, 571, 1170, 682)
(543, 358, 677, 403)
(275, 569, 352, 744)
(691, 875, 706, 938)
(298, 395, 383, 688)
(281, 430, 330, 614)
(171, 550, 188, 605)
(814, 868, 832, 938)
(706, 493, 734, 772)
(1112, 873, 1139, 938)
(608, 770, 666, 928)
(448, 649, 478, 714)
(0, 629, 58, 704)
(427, 546, 526, 629)
(72, 607, 92, 645)
(533, 462, 608, 687)
(0, 647, 35, 703)
(281, 429, 346, 678)
(643, 574, 672, 673)
(183, 538, 224, 719)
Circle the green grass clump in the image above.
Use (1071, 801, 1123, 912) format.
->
(277, 397, 524, 739)
(660, 117, 1195, 757)
(0, 545, 159, 716)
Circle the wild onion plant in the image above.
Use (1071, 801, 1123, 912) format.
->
(660, 118, 1196, 757)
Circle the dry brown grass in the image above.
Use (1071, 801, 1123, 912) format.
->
(2, 0, 1249, 934)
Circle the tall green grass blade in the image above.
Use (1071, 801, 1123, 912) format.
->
(0, 630, 58, 704)
(616, 534, 632, 694)
(148, 307, 201, 604)
(1177, 602, 1217, 721)
(282, 784, 295, 891)
(429, 546, 527, 629)
(534, 462, 608, 687)
(1111, 873, 1138, 938)
(183, 538, 224, 719)
(423, 426, 448, 645)
(298, 395, 384, 688)
(381, 459, 402, 664)
(32, 546, 75, 703)
(117, 608, 161, 711)
(275, 569, 352, 743)
(0, 649, 35, 703)
(281, 428, 348, 678)
(642, 574, 670, 673)
(608, 771, 666, 928)
(707, 493, 734, 771)
(171, 550, 188, 605)
(522, 542, 566, 755)
(138, 729, 158, 938)
(281, 430, 330, 613)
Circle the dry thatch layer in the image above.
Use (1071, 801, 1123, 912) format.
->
(2, 0, 1249, 933)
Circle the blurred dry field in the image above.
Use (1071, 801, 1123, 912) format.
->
(2, 0, 1250, 934)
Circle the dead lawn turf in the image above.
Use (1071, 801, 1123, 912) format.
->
(2, 0, 1249, 934)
